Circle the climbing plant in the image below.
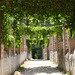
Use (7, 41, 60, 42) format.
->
(0, 0, 75, 49)
(2, 14, 14, 47)
(0, 0, 75, 26)
(25, 25, 62, 51)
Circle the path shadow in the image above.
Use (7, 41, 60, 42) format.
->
(22, 66, 61, 75)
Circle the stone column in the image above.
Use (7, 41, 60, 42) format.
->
(0, 42, 4, 75)
(56, 33, 63, 66)
(56, 33, 59, 64)
(52, 35, 54, 51)
(69, 28, 71, 39)
(63, 26, 71, 72)
(53, 36, 57, 51)
(24, 36, 28, 59)
(63, 27, 67, 55)
(13, 40, 16, 56)
(5, 47, 11, 56)
(56, 33, 61, 51)
(0, 13, 4, 59)
(0, 40, 4, 59)
(68, 28, 71, 54)
(63, 27, 70, 54)
(62, 27, 68, 71)
(49, 36, 54, 61)
(19, 46, 21, 54)
(48, 37, 51, 60)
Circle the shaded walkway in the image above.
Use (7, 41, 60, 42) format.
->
(21, 60, 63, 75)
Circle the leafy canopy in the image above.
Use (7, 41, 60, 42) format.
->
(0, 0, 75, 49)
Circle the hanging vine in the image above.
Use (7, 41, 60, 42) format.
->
(2, 14, 14, 47)
(0, 0, 74, 49)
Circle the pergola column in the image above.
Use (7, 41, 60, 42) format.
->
(63, 27, 66, 55)
(0, 40, 4, 59)
(0, 13, 4, 59)
(5, 47, 11, 56)
(13, 40, 16, 56)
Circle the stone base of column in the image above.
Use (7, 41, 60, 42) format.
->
(0, 40, 4, 59)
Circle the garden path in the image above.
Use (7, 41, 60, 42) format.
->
(19, 60, 63, 75)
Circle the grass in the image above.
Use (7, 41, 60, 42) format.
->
(66, 73, 70, 75)
(17, 66, 25, 72)
(56, 67, 70, 75)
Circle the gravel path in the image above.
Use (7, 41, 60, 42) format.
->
(20, 60, 63, 75)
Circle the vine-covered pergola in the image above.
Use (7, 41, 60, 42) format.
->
(0, 0, 75, 49)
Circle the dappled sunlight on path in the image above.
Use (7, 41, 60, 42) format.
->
(21, 60, 63, 75)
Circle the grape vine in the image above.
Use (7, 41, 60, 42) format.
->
(0, 0, 74, 50)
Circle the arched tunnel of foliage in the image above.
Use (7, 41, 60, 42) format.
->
(0, 0, 75, 49)
(26, 25, 62, 51)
